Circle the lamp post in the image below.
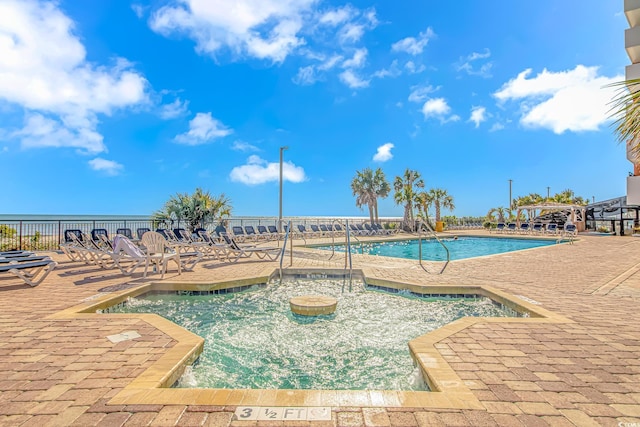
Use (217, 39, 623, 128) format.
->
(278, 146, 289, 232)
(547, 186, 550, 201)
(508, 179, 513, 218)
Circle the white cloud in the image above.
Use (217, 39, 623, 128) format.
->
(339, 70, 370, 89)
(493, 65, 621, 134)
(422, 98, 450, 116)
(336, 8, 377, 44)
(230, 155, 306, 185)
(231, 140, 260, 152)
(88, 158, 124, 176)
(147, 0, 378, 89)
(338, 23, 365, 44)
(292, 65, 319, 85)
(0, 0, 149, 154)
(469, 106, 487, 128)
(175, 112, 232, 145)
(319, 7, 353, 26)
(14, 113, 105, 153)
(131, 3, 146, 18)
(405, 61, 426, 74)
(391, 27, 435, 55)
(490, 123, 505, 132)
(421, 98, 460, 123)
(149, 0, 317, 63)
(372, 60, 401, 79)
(455, 48, 492, 78)
(159, 98, 189, 119)
(342, 48, 367, 68)
(373, 142, 394, 162)
(408, 85, 437, 103)
(318, 54, 343, 70)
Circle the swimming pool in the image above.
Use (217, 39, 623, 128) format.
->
(316, 236, 558, 261)
(110, 276, 515, 391)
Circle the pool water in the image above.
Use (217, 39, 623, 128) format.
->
(111, 277, 515, 391)
(317, 237, 557, 261)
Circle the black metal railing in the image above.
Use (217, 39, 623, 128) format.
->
(0, 216, 403, 251)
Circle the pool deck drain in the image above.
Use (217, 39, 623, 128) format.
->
(106, 330, 141, 343)
(2, 231, 640, 426)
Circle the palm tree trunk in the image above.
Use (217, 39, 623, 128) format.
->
(403, 204, 411, 231)
(368, 204, 374, 224)
(373, 199, 379, 223)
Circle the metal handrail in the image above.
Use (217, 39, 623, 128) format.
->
(279, 220, 291, 282)
(347, 222, 364, 254)
(328, 219, 340, 260)
(415, 219, 450, 274)
(345, 220, 353, 289)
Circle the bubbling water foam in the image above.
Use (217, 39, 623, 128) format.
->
(113, 278, 513, 391)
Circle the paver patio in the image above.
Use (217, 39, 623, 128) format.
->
(1, 231, 640, 426)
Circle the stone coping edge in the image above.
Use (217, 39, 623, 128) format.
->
(46, 270, 571, 410)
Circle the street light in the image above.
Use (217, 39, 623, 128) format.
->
(508, 179, 513, 217)
(279, 146, 289, 232)
(547, 186, 550, 200)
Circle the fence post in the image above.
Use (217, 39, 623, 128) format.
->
(19, 221, 23, 251)
(58, 221, 62, 249)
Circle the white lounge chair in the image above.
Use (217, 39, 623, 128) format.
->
(546, 223, 559, 235)
(220, 234, 282, 262)
(563, 224, 577, 237)
(1, 258, 58, 287)
(140, 231, 203, 276)
(111, 235, 153, 277)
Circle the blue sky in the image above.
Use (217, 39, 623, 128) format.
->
(0, 0, 631, 217)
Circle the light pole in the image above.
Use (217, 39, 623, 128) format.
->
(278, 146, 289, 232)
(547, 186, 550, 201)
(508, 179, 513, 218)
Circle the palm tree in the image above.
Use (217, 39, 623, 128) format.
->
(372, 168, 391, 223)
(487, 207, 508, 223)
(393, 169, 424, 231)
(351, 168, 374, 223)
(351, 168, 390, 224)
(415, 191, 433, 225)
(552, 189, 588, 205)
(426, 188, 455, 223)
(514, 193, 543, 221)
(608, 78, 640, 157)
(153, 188, 232, 232)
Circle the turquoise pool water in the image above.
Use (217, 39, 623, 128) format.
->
(110, 277, 515, 391)
(316, 237, 558, 261)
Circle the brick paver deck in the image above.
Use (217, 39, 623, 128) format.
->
(1, 231, 640, 426)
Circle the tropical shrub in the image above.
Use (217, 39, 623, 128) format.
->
(0, 225, 16, 237)
(153, 188, 232, 233)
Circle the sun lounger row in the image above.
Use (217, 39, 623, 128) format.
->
(283, 222, 397, 239)
(493, 222, 577, 236)
(448, 222, 483, 230)
(60, 227, 282, 277)
(0, 250, 57, 287)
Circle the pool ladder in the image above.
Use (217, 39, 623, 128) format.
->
(415, 219, 450, 274)
(327, 219, 357, 291)
(278, 219, 293, 283)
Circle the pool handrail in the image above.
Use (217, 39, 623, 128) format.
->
(345, 219, 353, 287)
(415, 219, 450, 274)
(279, 219, 292, 282)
